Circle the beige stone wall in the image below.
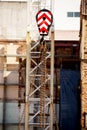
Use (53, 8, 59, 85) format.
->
(81, 17, 87, 128)
(81, 61, 87, 127)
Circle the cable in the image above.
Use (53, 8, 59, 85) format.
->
(40, 40, 46, 128)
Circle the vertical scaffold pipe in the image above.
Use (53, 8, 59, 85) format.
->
(25, 0, 31, 129)
(25, 31, 31, 130)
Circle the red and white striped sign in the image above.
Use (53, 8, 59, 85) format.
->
(36, 9, 53, 36)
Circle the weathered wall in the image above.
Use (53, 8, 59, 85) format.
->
(80, 8, 87, 129)
(0, 2, 27, 39)
(0, 41, 26, 130)
(0, 1, 40, 40)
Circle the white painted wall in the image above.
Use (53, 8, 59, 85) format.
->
(0, 0, 81, 40)
(0, 1, 52, 40)
(0, 2, 27, 39)
(54, 0, 81, 30)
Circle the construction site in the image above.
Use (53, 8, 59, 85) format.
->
(0, 0, 87, 130)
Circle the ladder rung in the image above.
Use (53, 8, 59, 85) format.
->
(29, 123, 50, 126)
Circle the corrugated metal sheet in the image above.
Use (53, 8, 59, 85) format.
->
(0, 86, 4, 99)
(0, 103, 3, 123)
(6, 86, 18, 99)
(0, 71, 18, 84)
(4, 125, 33, 130)
(5, 103, 19, 123)
(7, 71, 18, 84)
(0, 102, 34, 124)
(0, 71, 4, 84)
(0, 85, 18, 99)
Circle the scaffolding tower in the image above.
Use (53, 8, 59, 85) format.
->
(0, 1, 55, 130)
(18, 0, 55, 130)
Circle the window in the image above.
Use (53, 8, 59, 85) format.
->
(74, 12, 80, 17)
(67, 12, 80, 18)
(67, 12, 73, 17)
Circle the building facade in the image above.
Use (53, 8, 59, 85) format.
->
(54, 0, 81, 30)
(0, 0, 81, 130)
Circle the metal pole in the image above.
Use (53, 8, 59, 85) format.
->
(50, 26, 54, 130)
(25, 32, 31, 130)
(25, 0, 31, 130)
(50, 0, 54, 12)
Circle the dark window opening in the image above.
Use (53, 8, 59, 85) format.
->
(67, 12, 80, 18)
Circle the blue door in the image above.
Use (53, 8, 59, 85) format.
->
(59, 69, 80, 130)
